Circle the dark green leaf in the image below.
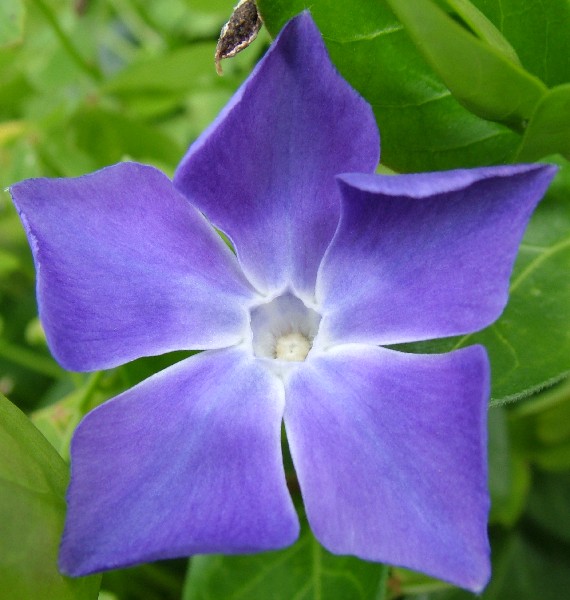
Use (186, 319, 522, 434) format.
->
(183, 522, 387, 600)
(257, 0, 519, 172)
(488, 407, 530, 525)
(517, 84, 570, 162)
(0, 393, 100, 600)
(425, 528, 570, 600)
(526, 468, 570, 545)
(384, 0, 546, 127)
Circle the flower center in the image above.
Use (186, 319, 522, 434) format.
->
(275, 332, 311, 361)
(250, 293, 321, 362)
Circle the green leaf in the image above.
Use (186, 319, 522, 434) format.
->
(443, 0, 520, 65)
(0, 393, 100, 600)
(183, 522, 387, 600)
(257, 0, 519, 172)
(69, 107, 183, 170)
(516, 84, 570, 162)
(31, 371, 107, 460)
(384, 0, 546, 127)
(103, 44, 219, 95)
(536, 389, 570, 446)
(488, 407, 530, 525)
(509, 379, 570, 470)
(470, 0, 570, 87)
(0, 0, 24, 48)
(526, 468, 570, 545)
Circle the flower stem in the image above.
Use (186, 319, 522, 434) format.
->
(77, 370, 104, 412)
(0, 339, 63, 379)
(60, 371, 105, 461)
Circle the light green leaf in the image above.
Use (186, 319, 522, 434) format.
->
(183, 523, 387, 600)
(470, 0, 570, 87)
(0, 393, 100, 600)
(257, 0, 519, 172)
(0, 248, 20, 277)
(104, 44, 218, 95)
(443, 0, 521, 65)
(68, 107, 183, 170)
(517, 84, 570, 162)
(0, 0, 24, 48)
(384, 0, 547, 127)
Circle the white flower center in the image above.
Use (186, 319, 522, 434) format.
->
(275, 332, 312, 361)
(250, 292, 321, 363)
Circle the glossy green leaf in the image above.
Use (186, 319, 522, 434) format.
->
(257, 0, 519, 172)
(183, 523, 387, 600)
(0, 0, 24, 48)
(510, 376, 570, 419)
(470, 0, 570, 87)
(0, 393, 100, 600)
(384, 0, 546, 127)
(443, 0, 520, 65)
(517, 84, 570, 162)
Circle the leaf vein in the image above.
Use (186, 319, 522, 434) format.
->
(323, 24, 403, 45)
(510, 237, 570, 293)
(227, 538, 310, 600)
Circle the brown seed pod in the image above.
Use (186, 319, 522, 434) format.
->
(215, 0, 263, 75)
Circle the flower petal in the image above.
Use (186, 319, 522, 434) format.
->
(284, 344, 490, 592)
(317, 164, 557, 346)
(59, 348, 298, 575)
(174, 12, 379, 298)
(10, 163, 257, 371)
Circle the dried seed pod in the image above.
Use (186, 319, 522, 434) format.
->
(215, 0, 263, 75)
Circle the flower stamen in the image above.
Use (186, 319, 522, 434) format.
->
(274, 332, 312, 361)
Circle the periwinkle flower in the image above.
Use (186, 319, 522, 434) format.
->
(10, 13, 556, 593)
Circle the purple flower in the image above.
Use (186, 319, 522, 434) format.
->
(10, 13, 555, 593)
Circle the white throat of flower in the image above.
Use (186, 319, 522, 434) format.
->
(249, 292, 321, 368)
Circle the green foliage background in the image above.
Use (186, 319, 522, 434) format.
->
(0, 0, 569, 598)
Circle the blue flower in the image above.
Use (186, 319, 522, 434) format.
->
(10, 13, 556, 592)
